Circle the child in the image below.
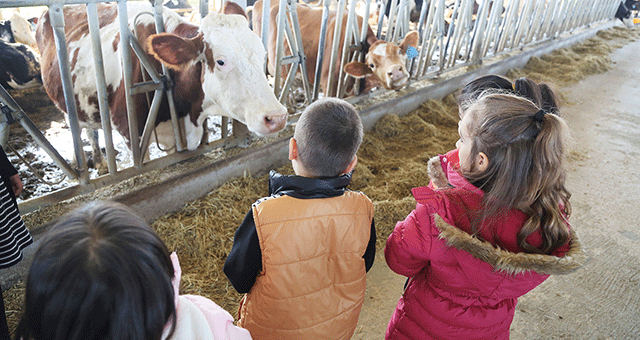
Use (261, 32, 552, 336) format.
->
(0, 145, 32, 340)
(432, 75, 560, 190)
(224, 97, 376, 340)
(385, 91, 586, 339)
(15, 200, 252, 340)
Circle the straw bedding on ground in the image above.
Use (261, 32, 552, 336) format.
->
(4, 25, 639, 335)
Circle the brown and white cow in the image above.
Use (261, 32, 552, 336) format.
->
(252, 0, 418, 97)
(36, 2, 287, 172)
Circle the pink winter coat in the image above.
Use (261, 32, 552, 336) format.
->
(163, 253, 252, 340)
(384, 155, 585, 340)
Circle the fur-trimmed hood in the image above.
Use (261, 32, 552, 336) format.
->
(427, 155, 587, 276)
(435, 215, 585, 275)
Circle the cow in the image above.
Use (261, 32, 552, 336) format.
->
(616, 0, 639, 26)
(0, 12, 37, 48)
(252, 0, 418, 97)
(36, 2, 287, 173)
(0, 40, 41, 90)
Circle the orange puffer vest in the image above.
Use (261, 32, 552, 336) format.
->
(238, 191, 374, 339)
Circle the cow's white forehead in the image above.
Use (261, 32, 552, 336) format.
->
(372, 43, 388, 57)
(199, 13, 265, 68)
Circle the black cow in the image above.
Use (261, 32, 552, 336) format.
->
(0, 40, 40, 90)
(616, 0, 639, 21)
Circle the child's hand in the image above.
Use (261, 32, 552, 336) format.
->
(9, 174, 23, 196)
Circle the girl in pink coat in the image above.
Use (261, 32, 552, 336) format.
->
(385, 91, 586, 340)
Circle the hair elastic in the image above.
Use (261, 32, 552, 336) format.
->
(511, 82, 516, 91)
(533, 109, 546, 122)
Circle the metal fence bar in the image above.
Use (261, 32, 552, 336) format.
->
(481, 0, 504, 57)
(313, 0, 330, 100)
(0, 86, 77, 179)
(49, 3, 90, 184)
(415, 0, 438, 76)
(326, 0, 346, 97)
(510, 0, 535, 49)
(87, 2, 117, 175)
(337, 0, 360, 97)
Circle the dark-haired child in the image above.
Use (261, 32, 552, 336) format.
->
(224, 97, 376, 340)
(15, 200, 251, 340)
(385, 91, 585, 339)
(432, 74, 561, 190)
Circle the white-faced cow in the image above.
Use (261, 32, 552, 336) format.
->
(252, 0, 418, 97)
(36, 2, 287, 173)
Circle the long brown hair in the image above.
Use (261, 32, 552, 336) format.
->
(462, 92, 571, 254)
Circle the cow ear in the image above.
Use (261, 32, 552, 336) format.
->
(148, 33, 203, 70)
(399, 31, 419, 54)
(344, 62, 372, 78)
(365, 26, 378, 47)
(222, 1, 248, 19)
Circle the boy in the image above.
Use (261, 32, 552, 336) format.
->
(224, 98, 376, 340)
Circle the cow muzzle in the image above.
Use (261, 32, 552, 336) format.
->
(263, 108, 288, 134)
(386, 65, 409, 88)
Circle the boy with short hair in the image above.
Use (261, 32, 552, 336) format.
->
(224, 97, 376, 340)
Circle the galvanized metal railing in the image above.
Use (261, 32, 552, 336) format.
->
(0, 0, 623, 211)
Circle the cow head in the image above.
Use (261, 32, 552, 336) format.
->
(344, 31, 419, 90)
(8, 13, 37, 48)
(148, 12, 287, 149)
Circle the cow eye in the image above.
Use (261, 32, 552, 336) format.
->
(369, 63, 375, 69)
(216, 60, 225, 66)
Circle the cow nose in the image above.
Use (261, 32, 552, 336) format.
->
(264, 109, 287, 133)
(387, 65, 406, 81)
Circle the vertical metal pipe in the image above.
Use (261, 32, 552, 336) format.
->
(313, 0, 330, 100)
(409, 0, 430, 78)
(416, 0, 438, 76)
(495, 0, 518, 53)
(337, 0, 359, 97)
(273, 0, 288, 97)
(200, 0, 210, 18)
(153, 0, 185, 150)
(392, 0, 408, 42)
(288, 1, 312, 103)
(524, 0, 546, 44)
(49, 4, 89, 184)
(261, 0, 271, 68)
(386, 0, 399, 41)
(481, 0, 503, 56)
(117, 0, 142, 167)
(376, 0, 387, 39)
(510, 0, 534, 49)
(469, 0, 490, 63)
(540, 0, 559, 39)
(87, 2, 117, 175)
(326, 0, 346, 97)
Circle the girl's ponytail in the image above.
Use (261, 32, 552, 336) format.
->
(518, 111, 571, 254)
(462, 93, 572, 255)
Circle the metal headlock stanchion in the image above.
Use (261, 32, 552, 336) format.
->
(0, 85, 77, 180)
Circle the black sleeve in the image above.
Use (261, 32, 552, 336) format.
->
(0, 145, 17, 179)
(363, 218, 376, 272)
(223, 209, 263, 294)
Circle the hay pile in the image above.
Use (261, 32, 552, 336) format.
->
(4, 25, 640, 335)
